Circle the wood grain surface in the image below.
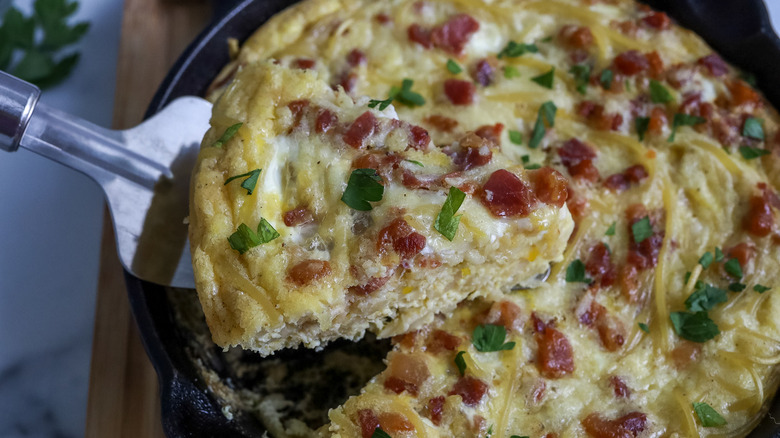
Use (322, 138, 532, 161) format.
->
(85, 1, 210, 436)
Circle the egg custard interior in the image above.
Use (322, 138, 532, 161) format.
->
(189, 0, 780, 435)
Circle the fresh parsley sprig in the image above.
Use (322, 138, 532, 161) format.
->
(569, 64, 591, 95)
(213, 123, 243, 148)
(497, 41, 538, 59)
(368, 78, 425, 110)
(0, 0, 89, 88)
(224, 169, 261, 195)
(228, 218, 280, 254)
(454, 351, 467, 376)
(472, 324, 515, 352)
(742, 117, 764, 140)
(693, 402, 727, 427)
(435, 186, 466, 241)
(371, 428, 391, 438)
(531, 67, 555, 89)
(529, 101, 557, 149)
(668, 113, 706, 142)
(631, 216, 653, 243)
(565, 259, 591, 284)
(739, 146, 770, 160)
(684, 282, 727, 312)
(670, 311, 720, 342)
(341, 168, 384, 211)
(649, 79, 673, 103)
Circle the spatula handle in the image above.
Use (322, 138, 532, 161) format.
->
(0, 71, 40, 152)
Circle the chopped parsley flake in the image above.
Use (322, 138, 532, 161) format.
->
(670, 311, 720, 342)
(227, 218, 279, 254)
(739, 146, 770, 160)
(372, 428, 391, 438)
(599, 69, 613, 90)
(341, 168, 384, 211)
(685, 282, 727, 312)
(497, 41, 538, 58)
(504, 65, 521, 79)
(635, 116, 650, 141)
(698, 251, 714, 269)
(529, 101, 557, 149)
(668, 113, 706, 142)
(531, 67, 555, 89)
(406, 159, 424, 167)
(631, 216, 653, 243)
(446, 59, 462, 74)
(754, 284, 771, 293)
(728, 282, 746, 292)
(472, 324, 515, 352)
(435, 186, 466, 241)
(224, 169, 261, 195)
(508, 129, 523, 145)
(524, 163, 541, 170)
(742, 117, 764, 140)
(568, 64, 591, 95)
(693, 402, 728, 427)
(740, 72, 757, 87)
(605, 222, 616, 236)
(454, 351, 467, 376)
(510, 436, 530, 438)
(213, 122, 242, 147)
(368, 78, 425, 109)
(565, 259, 591, 284)
(715, 247, 725, 262)
(724, 258, 743, 279)
(638, 322, 650, 333)
(521, 155, 530, 164)
(649, 79, 673, 103)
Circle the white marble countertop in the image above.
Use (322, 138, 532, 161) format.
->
(1, 1, 780, 438)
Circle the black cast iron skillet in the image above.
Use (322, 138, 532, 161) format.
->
(129, 0, 780, 436)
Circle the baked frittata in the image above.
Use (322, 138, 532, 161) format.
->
(192, 0, 780, 435)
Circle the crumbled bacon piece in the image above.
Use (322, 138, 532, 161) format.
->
(697, 54, 729, 77)
(641, 11, 670, 30)
(448, 376, 488, 406)
(427, 396, 446, 426)
(337, 71, 358, 93)
(729, 79, 761, 108)
(343, 111, 378, 148)
(378, 217, 426, 259)
(646, 51, 664, 77)
(375, 13, 391, 24)
(431, 14, 480, 55)
(444, 79, 476, 105)
(586, 242, 616, 287)
(582, 412, 647, 438)
(283, 207, 314, 226)
(427, 329, 461, 353)
(527, 167, 569, 208)
(293, 58, 316, 69)
(726, 242, 755, 270)
(474, 123, 503, 145)
(578, 101, 623, 131)
(613, 50, 648, 76)
(384, 353, 430, 396)
(408, 125, 431, 150)
(477, 169, 537, 217)
(559, 25, 594, 48)
(559, 138, 600, 182)
(357, 409, 380, 438)
(400, 169, 437, 190)
(424, 114, 459, 132)
(288, 100, 310, 127)
(484, 300, 523, 332)
(378, 412, 415, 434)
(625, 204, 664, 270)
(408, 24, 432, 48)
(471, 58, 495, 86)
(346, 49, 366, 67)
(287, 260, 331, 286)
(744, 194, 773, 236)
(349, 273, 392, 296)
(648, 107, 667, 135)
(604, 164, 648, 192)
(315, 110, 338, 134)
(670, 340, 701, 369)
(455, 132, 493, 170)
(609, 376, 631, 398)
(532, 314, 575, 378)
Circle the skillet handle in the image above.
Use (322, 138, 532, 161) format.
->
(0, 71, 40, 152)
(211, 0, 248, 21)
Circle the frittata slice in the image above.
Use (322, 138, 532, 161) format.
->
(189, 62, 573, 355)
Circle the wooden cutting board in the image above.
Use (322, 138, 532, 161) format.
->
(84, 1, 210, 436)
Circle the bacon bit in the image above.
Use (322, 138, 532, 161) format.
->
(648, 107, 667, 135)
(401, 169, 436, 190)
(559, 25, 594, 48)
(478, 169, 537, 217)
(384, 353, 430, 396)
(726, 242, 755, 270)
(615, 19, 638, 37)
(375, 13, 392, 24)
(293, 58, 316, 70)
(566, 187, 589, 221)
(408, 125, 431, 150)
(531, 379, 547, 403)
(646, 51, 664, 78)
(485, 300, 523, 332)
(698, 54, 729, 77)
(619, 264, 640, 302)
(283, 207, 314, 226)
(582, 412, 647, 438)
(378, 218, 426, 259)
(343, 111, 378, 148)
(641, 11, 671, 30)
(670, 340, 701, 369)
(287, 260, 331, 286)
(357, 409, 380, 438)
(474, 123, 504, 145)
(337, 71, 358, 93)
(729, 79, 761, 108)
(392, 331, 418, 350)
(444, 79, 476, 105)
(744, 194, 774, 237)
(448, 376, 489, 406)
(427, 396, 446, 426)
(578, 101, 623, 131)
(586, 242, 616, 288)
(431, 14, 480, 55)
(595, 307, 625, 351)
(604, 164, 648, 192)
(427, 329, 461, 353)
(416, 255, 443, 268)
(609, 376, 631, 398)
(527, 167, 569, 208)
(559, 138, 601, 182)
(625, 204, 664, 270)
(346, 49, 366, 67)
(315, 110, 338, 134)
(288, 100, 310, 127)
(455, 132, 493, 170)
(378, 412, 415, 434)
(614, 51, 648, 76)
(408, 23, 432, 48)
(543, 434, 558, 438)
(424, 114, 459, 132)
(472, 415, 488, 434)
(471, 58, 495, 86)
(535, 324, 575, 378)
(349, 274, 392, 296)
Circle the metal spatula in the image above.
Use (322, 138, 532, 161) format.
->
(1, 70, 210, 288)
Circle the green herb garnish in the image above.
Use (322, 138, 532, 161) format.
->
(529, 101, 557, 149)
(693, 402, 728, 427)
(406, 159, 424, 167)
(454, 351, 467, 376)
(435, 186, 466, 241)
(715, 247, 725, 262)
(685, 283, 727, 312)
(631, 216, 653, 243)
(341, 168, 384, 211)
(728, 282, 746, 292)
(213, 122, 243, 148)
(372, 428, 392, 438)
(569, 64, 591, 95)
(227, 218, 280, 254)
(698, 251, 714, 269)
(670, 311, 720, 342)
(649, 79, 673, 103)
(605, 222, 616, 236)
(754, 284, 770, 293)
(742, 117, 764, 140)
(599, 69, 613, 90)
(531, 67, 555, 89)
(472, 324, 515, 352)
(368, 78, 425, 109)
(497, 41, 538, 59)
(446, 59, 462, 74)
(524, 163, 541, 170)
(668, 113, 706, 142)
(565, 259, 591, 284)
(724, 258, 743, 278)
(638, 322, 650, 333)
(635, 116, 650, 141)
(224, 169, 261, 195)
(739, 146, 770, 160)
(504, 65, 521, 79)
(508, 130, 523, 145)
